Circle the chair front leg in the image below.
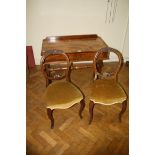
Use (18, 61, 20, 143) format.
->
(47, 108, 54, 129)
(79, 99, 85, 119)
(119, 100, 127, 122)
(89, 101, 95, 124)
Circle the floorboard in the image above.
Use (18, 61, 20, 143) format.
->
(26, 63, 129, 155)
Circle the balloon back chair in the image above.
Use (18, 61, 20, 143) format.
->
(89, 47, 127, 124)
(41, 50, 85, 129)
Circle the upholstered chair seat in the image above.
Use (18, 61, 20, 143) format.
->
(90, 79, 127, 105)
(44, 81, 83, 110)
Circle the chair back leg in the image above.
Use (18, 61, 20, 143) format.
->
(119, 100, 127, 122)
(89, 101, 95, 124)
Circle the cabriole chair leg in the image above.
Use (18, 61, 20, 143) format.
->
(79, 99, 85, 119)
(47, 108, 54, 129)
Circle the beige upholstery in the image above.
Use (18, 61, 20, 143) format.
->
(90, 79, 127, 105)
(43, 81, 83, 110)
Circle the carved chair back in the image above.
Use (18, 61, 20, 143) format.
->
(40, 50, 71, 82)
(93, 47, 123, 81)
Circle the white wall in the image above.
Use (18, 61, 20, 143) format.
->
(27, 0, 129, 64)
(122, 18, 129, 61)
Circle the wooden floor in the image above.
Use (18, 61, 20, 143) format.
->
(26, 63, 129, 155)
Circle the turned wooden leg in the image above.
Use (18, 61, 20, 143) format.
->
(119, 100, 127, 122)
(47, 108, 54, 129)
(89, 101, 95, 124)
(79, 99, 85, 119)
